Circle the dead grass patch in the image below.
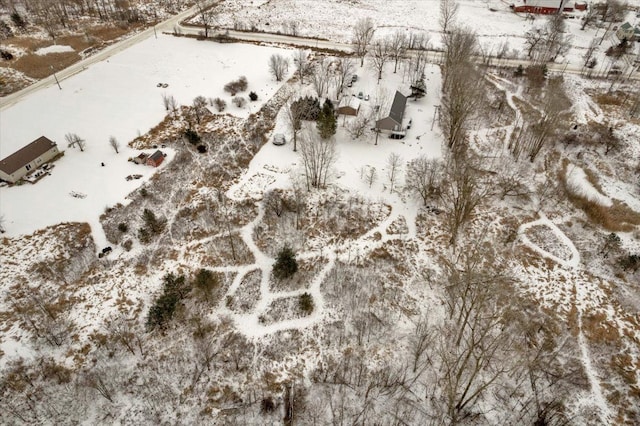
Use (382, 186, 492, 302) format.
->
(567, 196, 640, 232)
(226, 269, 261, 314)
(582, 311, 620, 343)
(8, 51, 80, 79)
(590, 90, 626, 107)
(269, 257, 327, 292)
(260, 295, 312, 325)
(560, 160, 640, 232)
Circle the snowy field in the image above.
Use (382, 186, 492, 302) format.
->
(0, 35, 293, 247)
(211, 0, 640, 68)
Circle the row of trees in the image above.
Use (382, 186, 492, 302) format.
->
(2, 0, 188, 39)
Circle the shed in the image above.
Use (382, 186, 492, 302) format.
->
(337, 97, 361, 116)
(0, 136, 59, 183)
(133, 153, 148, 164)
(574, 2, 587, 11)
(375, 91, 407, 132)
(147, 150, 164, 167)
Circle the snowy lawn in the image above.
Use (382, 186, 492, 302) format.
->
(0, 34, 293, 247)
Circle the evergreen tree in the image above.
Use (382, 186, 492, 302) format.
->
(317, 99, 337, 139)
(273, 245, 298, 280)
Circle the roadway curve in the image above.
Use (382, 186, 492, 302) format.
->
(0, 3, 209, 110)
(2, 6, 638, 111)
(176, 23, 639, 80)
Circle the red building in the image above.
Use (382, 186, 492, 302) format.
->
(146, 150, 165, 167)
(513, 0, 574, 14)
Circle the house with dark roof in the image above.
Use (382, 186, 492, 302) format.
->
(146, 150, 165, 167)
(375, 91, 408, 132)
(0, 136, 59, 183)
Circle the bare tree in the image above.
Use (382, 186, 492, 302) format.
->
(299, 123, 337, 189)
(436, 244, 515, 423)
(108, 136, 120, 154)
(161, 93, 172, 111)
(352, 18, 376, 67)
(601, 0, 626, 22)
(583, 37, 599, 68)
(195, 0, 216, 38)
(580, 6, 598, 30)
(524, 26, 548, 62)
(410, 315, 434, 373)
(81, 368, 115, 402)
(407, 31, 431, 50)
(292, 49, 311, 84)
(406, 156, 444, 204)
(365, 166, 377, 188)
(167, 95, 178, 115)
(311, 56, 331, 97)
(442, 27, 477, 87)
(439, 0, 459, 34)
(192, 95, 209, 124)
(440, 66, 482, 151)
(386, 152, 402, 193)
(264, 189, 285, 217)
(544, 13, 572, 62)
(268, 53, 289, 82)
(65, 133, 86, 152)
(387, 30, 407, 73)
(334, 57, 355, 95)
(347, 115, 370, 139)
(369, 40, 390, 82)
(439, 155, 490, 246)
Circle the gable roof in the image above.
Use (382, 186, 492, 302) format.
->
(338, 96, 361, 110)
(620, 22, 632, 30)
(526, 0, 568, 8)
(388, 91, 407, 125)
(0, 136, 57, 175)
(148, 150, 164, 162)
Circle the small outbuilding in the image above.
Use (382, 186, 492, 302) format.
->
(146, 150, 165, 167)
(0, 136, 59, 183)
(133, 153, 148, 164)
(574, 2, 587, 11)
(337, 97, 361, 116)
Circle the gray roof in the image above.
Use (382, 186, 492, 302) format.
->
(388, 91, 407, 125)
(0, 136, 57, 175)
(148, 150, 164, 161)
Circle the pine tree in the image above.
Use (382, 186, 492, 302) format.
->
(317, 99, 336, 139)
(273, 245, 298, 280)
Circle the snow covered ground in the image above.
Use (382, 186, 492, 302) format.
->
(210, 0, 640, 69)
(0, 35, 293, 247)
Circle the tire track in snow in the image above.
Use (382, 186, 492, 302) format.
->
(518, 214, 580, 269)
(518, 214, 616, 421)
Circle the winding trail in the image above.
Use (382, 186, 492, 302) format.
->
(190, 156, 420, 338)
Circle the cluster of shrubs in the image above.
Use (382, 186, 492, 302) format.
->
(146, 273, 189, 330)
(138, 208, 166, 244)
(224, 76, 248, 96)
(211, 97, 227, 112)
(147, 269, 220, 330)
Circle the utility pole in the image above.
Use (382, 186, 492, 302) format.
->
(431, 105, 440, 131)
(50, 66, 61, 90)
